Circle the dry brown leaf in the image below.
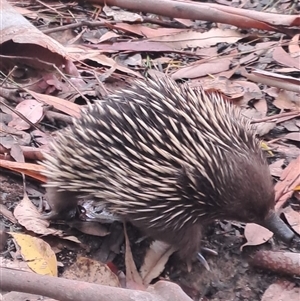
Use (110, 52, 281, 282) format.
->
(14, 192, 64, 237)
(272, 47, 300, 69)
(283, 207, 300, 235)
(273, 90, 300, 110)
(8, 99, 44, 131)
(0, 123, 31, 146)
(103, 5, 143, 22)
(275, 155, 300, 209)
(88, 54, 143, 78)
(10, 144, 24, 163)
(262, 281, 300, 301)
(92, 40, 175, 53)
(24, 89, 81, 118)
(0, 204, 17, 223)
(1, 0, 76, 73)
(289, 34, 300, 56)
(112, 23, 186, 38)
(63, 256, 121, 287)
(241, 223, 273, 250)
(282, 119, 300, 132)
(150, 28, 245, 50)
(284, 132, 300, 142)
(269, 159, 285, 178)
(172, 58, 231, 80)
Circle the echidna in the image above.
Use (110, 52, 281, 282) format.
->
(41, 77, 295, 259)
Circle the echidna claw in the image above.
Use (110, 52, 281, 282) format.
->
(201, 247, 218, 256)
(197, 252, 210, 271)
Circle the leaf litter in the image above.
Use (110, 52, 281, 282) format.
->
(0, 0, 299, 300)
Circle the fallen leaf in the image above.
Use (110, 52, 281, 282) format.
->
(269, 159, 285, 178)
(283, 207, 300, 235)
(273, 47, 300, 69)
(140, 240, 176, 286)
(241, 223, 273, 250)
(0, 159, 46, 182)
(9, 232, 57, 276)
(275, 155, 300, 209)
(150, 28, 245, 50)
(8, 99, 44, 131)
(62, 256, 121, 286)
(124, 224, 144, 290)
(103, 5, 143, 22)
(284, 132, 300, 142)
(24, 89, 81, 118)
(14, 192, 64, 236)
(262, 281, 300, 301)
(172, 58, 231, 80)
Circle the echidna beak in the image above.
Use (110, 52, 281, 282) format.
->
(259, 210, 295, 244)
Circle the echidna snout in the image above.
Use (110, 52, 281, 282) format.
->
(41, 77, 295, 258)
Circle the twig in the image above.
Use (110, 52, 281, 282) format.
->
(0, 267, 193, 301)
(89, 0, 299, 34)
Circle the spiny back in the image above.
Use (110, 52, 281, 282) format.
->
(42, 77, 274, 232)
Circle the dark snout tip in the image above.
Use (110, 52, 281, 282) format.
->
(259, 211, 295, 244)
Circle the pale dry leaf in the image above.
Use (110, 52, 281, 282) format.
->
(124, 224, 144, 289)
(254, 98, 268, 115)
(241, 223, 273, 250)
(140, 240, 176, 286)
(242, 108, 275, 136)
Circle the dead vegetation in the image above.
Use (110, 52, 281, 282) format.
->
(0, 0, 299, 300)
